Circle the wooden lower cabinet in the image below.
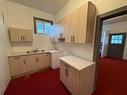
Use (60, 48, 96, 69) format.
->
(60, 61, 95, 95)
(26, 53, 50, 72)
(8, 53, 50, 77)
(26, 55, 38, 72)
(9, 56, 27, 76)
(39, 53, 50, 68)
(60, 61, 79, 94)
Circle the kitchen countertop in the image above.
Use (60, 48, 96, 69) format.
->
(8, 50, 59, 57)
(59, 55, 95, 71)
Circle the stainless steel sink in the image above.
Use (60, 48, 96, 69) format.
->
(26, 49, 45, 54)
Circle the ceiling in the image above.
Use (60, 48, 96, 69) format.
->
(7, 0, 70, 14)
(103, 15, 127, 25)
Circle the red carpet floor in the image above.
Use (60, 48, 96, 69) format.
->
(5, 58, 127, 95)
(4, 68, 71, 95)
(93, 57, 127, 95)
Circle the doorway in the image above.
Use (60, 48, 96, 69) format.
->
(107, 33, 126, 59)
(93, 6, 127, 62)
(93, 4, 127, 93)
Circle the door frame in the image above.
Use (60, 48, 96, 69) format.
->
(93, 5, 127, 90)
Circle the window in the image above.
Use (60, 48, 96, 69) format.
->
(111, 35, 123, 44)
(34, 17, 53, 34)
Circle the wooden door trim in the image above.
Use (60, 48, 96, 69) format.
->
(93, 5, 127, 90)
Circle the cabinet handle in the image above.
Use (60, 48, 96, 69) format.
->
(23, 36, 25, 41)
(36, 58, 38, 62)
(65, 69, 69, 77)
(73, 36, 75, 43)
(1, 11, 5, 24)
(71, 36, 72, 42)
(24, 60, 26, 64)
(21, 36, 22, 40)
(38, 58, 39, 62)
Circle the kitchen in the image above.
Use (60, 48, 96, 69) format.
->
(0, 0, 127, 95)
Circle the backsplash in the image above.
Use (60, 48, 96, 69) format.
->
(10, 34, 54, 53)
(54, 42, 94, 61)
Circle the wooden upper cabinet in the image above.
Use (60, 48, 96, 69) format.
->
(22, 29, 33, 42)
(70, 7, 82, 43)
(9, 28, 22, 42)
(9, 27, 33, 42)
(56, 16, 67, 37)
(56, 1, 96, 44)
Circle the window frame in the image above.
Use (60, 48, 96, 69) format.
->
(33, 17, 53, 34)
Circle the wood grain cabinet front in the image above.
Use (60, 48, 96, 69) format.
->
(26, 55, 38, 72)
(26, 53, 50, 72)
(8, 56, 27, 76)
(38, 53, 50, 69)
(60, 60, 95, 95)
(56, 1, 96, 44)
(60, 61, 80, 94)
(8, 53, 50, 77)
(9, 27, 33, 42)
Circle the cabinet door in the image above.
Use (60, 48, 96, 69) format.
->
(27, 55, 38, 72)
(70, 8, 80, 43)
(77, 4, 87, 43)
(60, 62, 68, 88)
(70, 67, 80, 95)
(22, 29, 33, 42)
(39, 53, 50, 68)
(43, 53, 50, 68)
(9, 56, 27, 76)
(65, 14, 71, 43)
(51, 52, 60, 69)
(60, 62, 71, 92)
(9, 28, 22, 42)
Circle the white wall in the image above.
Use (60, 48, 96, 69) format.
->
(101, 30, 109, 57)
(0, 25, 10, 95)
(54, 43, 94, 61)
(56, 0, 127, 20)
(4, 1, 55, 53)
(55, 0, 127, 61)
(0, 1, 11, 95)
(102, 21, 127, 60)
(56, 0, 96, 21)
(96, 0, 127, 15)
